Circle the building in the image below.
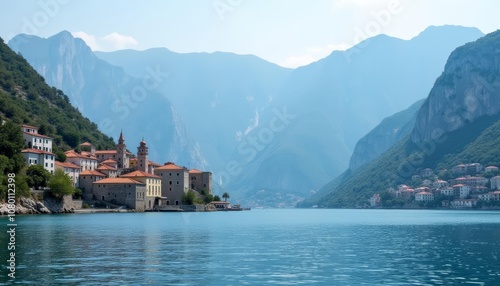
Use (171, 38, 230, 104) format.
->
(440, 188, 454, 197)
(485, 166, 499, 173)
(450, 199, 477, 208)
(92, 178, 147, 211)
(466, 163, 483, 175)
(453, 176, 488, 187)
(420, 168, 433, 178)
(121, 170, 162, 209)
(65, 150, 98, 171)
(21, 148, 55, 174)
(491, 176, 500, 190)
(21, 124, 53, 152)
(95, 131, 133, 168)
(96, 164, 119, 178)
(189, 169, 212, 193)
(452, 164, 467, 175)
(20, 124, 55, 173)
(211, 201, 230, 210)
(452, 184, 471, 199)
(154, 162, 189, 206)
(79, 170, 106, 200)
(415, 191, 434, 202)
(55, 161, 81, 187)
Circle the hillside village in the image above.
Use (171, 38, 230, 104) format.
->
(370, 163, 500, 209)
(19, 124, 232, 212)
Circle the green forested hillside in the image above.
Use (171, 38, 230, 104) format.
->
(0, 37, 115, 151)
(299, 114, 500, 208)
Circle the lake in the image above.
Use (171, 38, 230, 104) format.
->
(1, 209, 500, 285)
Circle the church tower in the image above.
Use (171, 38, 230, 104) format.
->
(137, 139, 149, 173)
(116, 131, 128, 169)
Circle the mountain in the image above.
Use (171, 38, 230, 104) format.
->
(299, 30, 500, 208)
(223, 25, 484, 206)
(94, 48, 292, 172)
(349, 99, 425, 171)
(9, 31, 207, 168)
(0, 36, 115, 151)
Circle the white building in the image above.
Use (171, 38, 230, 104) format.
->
(65, 150, 98, 172)
(415, 191, 434, 202)
(453, 184, 471, 199)
(490, 176, 500, 190)
(20, 124, 55, 173)
(21, 148, 55, 174)
(450, 199, 477, 208)
(440, 188, 454, 197)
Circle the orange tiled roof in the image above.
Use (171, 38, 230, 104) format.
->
(22, 131, 53, 139)
(79, 142, 93, 147)
(55, 161, 80, 169)
(93, 178, 144, 185)
(149, 160, 161, 167)
(95, 150, 117, 154)
(97, 164, 117, 171)
(80, 170, 106, 176)
(101, 159, 117, 164)
(21, 148, 54, 155)
(156, 163, 185, 170)
(121, 170, 161, 179)
(65, 150, 97, 160)
(189, 169, 203, 174)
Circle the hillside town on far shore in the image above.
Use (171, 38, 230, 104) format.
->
(370, 163, 500, 209)
(20, 124, 238, 212)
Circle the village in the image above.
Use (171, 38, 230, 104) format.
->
(19, 124, 238, 212)
(370, 163, 500, 209)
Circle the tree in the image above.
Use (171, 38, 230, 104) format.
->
(181, 190, 195, 205)
(26, 165, 51, 190)
(48, 169, 75, 199)
(213, 195, 221, 201)
(222, 192, 230, 202)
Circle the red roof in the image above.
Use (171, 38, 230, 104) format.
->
(55, 161, 80, 169)
(156, 162, 185, 170)
(95, 150, 117, 154)
(80, 141, 93, 147)
(149, 160, 161, 167)
(101, 159, 117, 164)
(97, 164, 117, 171)
(22, 131, 53, 139)
(21, 148, 54, 155)
(189, 169, 203, 174)
(93, 178, 144, 185)
(80, 170, 106, 177)
(65, 150, 97, 160)
(121, 170, 161, 179)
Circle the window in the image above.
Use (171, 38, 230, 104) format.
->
(177, 181, 179, 185)
(169, 181, 172, 185)
(45, 163, 48, 167)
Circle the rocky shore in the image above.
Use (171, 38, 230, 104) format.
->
(0, 196, 76, 215)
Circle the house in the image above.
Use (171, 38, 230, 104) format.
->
(452, 184, 471, 199)
(65, 150, 98, 171)
(55, 161, 81, 187)
(189, 169, 213, 193)
(79, 170, 106, 200)
(120, 170, 162, 209)
(400, 188, 415, 200)
(478, 192, 494, 201)
(20, 124, 55, 173)
(450, 199, 477, 208)
(452, 164, 467, 175)
(92, 178, 147, 211)
(21, 124, 53, 152)
(211, 201, 230, 210)
(466, 163, 483, 175)
(440, 188, 454, 197)
(485, 166, 499, 173)
(415, 192, 434, 202)
(96, 164, 119, 178)
(490, 176, 500, 190)
(21, 148, 55, 174)
(453, 176, 488, 187)
(154, 162, 189, 206)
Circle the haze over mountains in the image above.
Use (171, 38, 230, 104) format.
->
(9, 25, 485, 206)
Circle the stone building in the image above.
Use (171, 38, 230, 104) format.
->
(189, 169, 212, 193)
(121, 170, 162, 209)
(92, 178, 147, 211)
(80, 170, 106, 200)
(154, 163, 189, 206)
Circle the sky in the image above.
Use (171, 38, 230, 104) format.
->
(1, 0, 499, 68)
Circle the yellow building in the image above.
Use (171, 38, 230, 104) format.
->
(121, 170, 162, 209)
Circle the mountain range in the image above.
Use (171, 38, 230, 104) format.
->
(300, 29, 500, 208)
(9, 25, 485, 206)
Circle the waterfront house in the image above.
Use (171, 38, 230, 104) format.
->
(450, 199, 477, 208)
(154, 162, 189, 206)
(121, 170, 162, 209)
(80, 170, 106, 200)
(415, 191, 434, 202)
(93, 178, 147, 211)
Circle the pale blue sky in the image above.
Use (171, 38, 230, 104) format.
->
(1, 0, 499, 67)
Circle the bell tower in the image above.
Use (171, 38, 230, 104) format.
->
(117, 131, 128, 169)
(137, 139, 149, 172)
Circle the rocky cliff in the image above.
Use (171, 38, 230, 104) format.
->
(349, 99, 425, 171)
(412, 30, 500, 143)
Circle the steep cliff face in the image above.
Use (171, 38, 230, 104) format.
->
(349, 99, 425, 171)
(412, 30, 500, 143)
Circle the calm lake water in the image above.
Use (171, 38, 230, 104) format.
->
(1, 209, 500, 285)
